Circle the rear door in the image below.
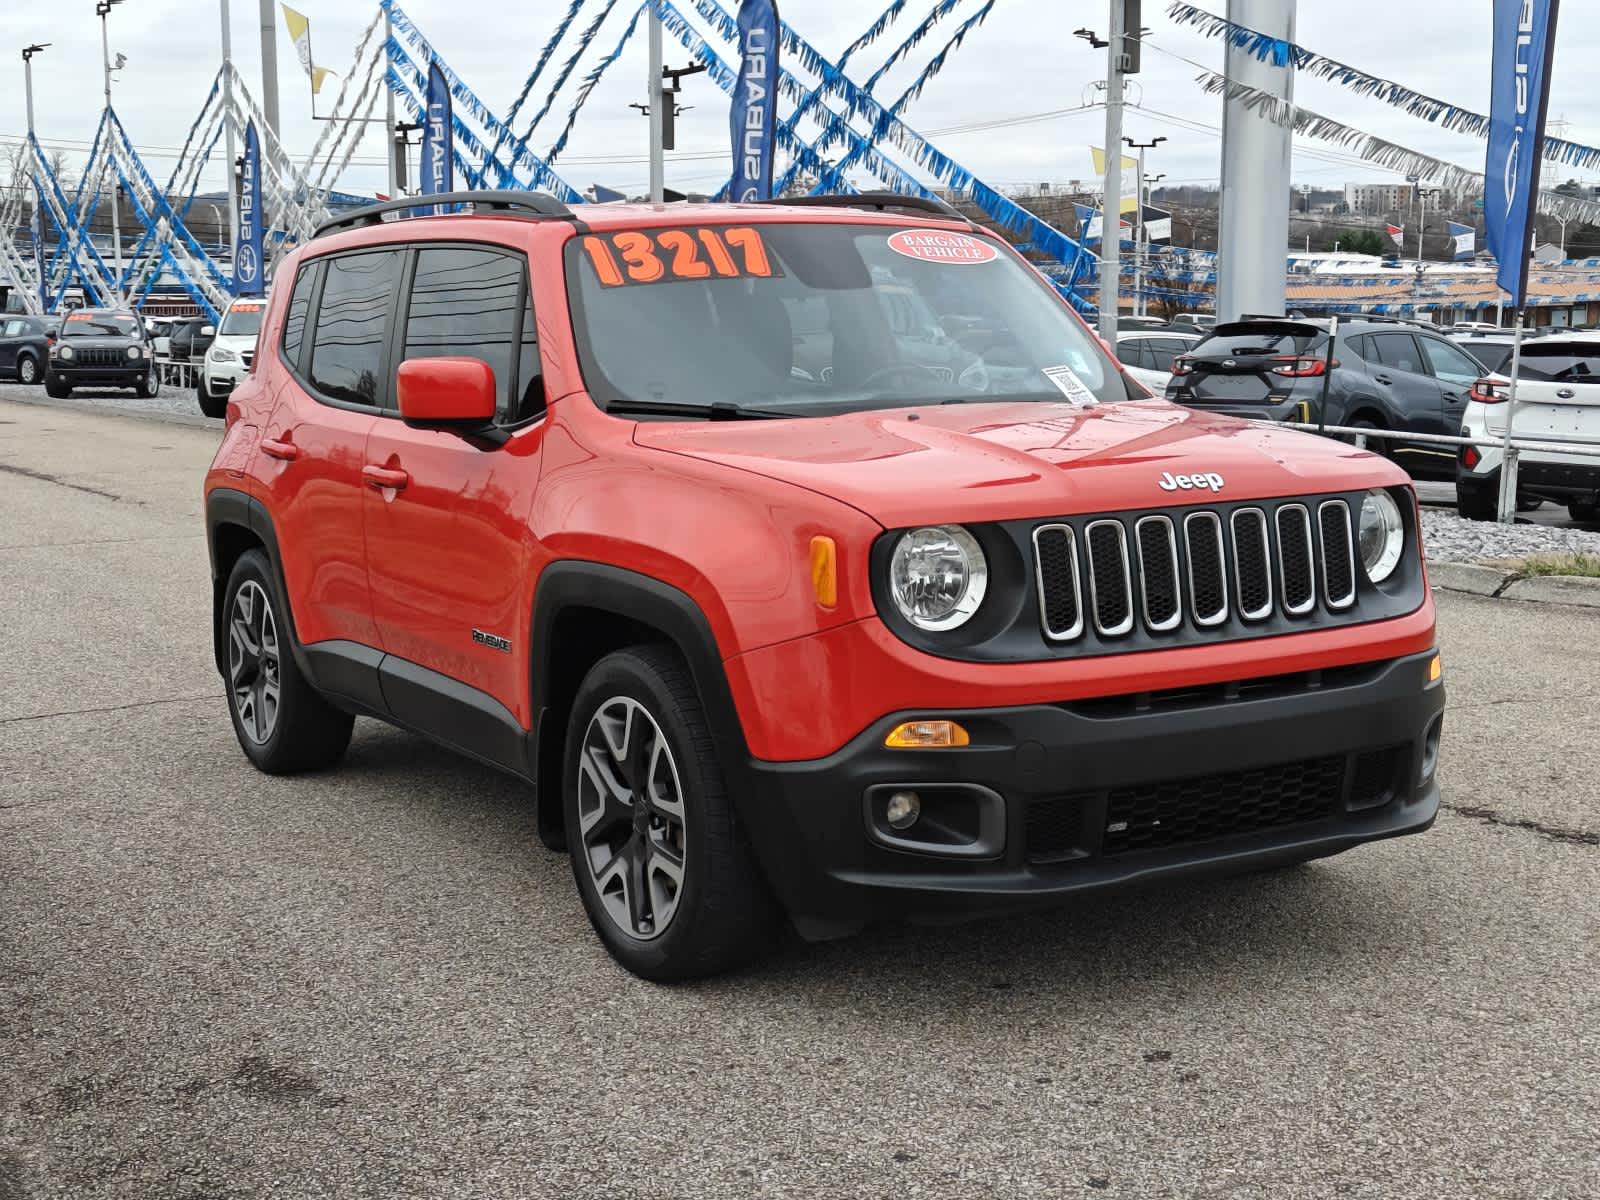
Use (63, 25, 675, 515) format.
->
(1366, 332, 1446, 442)
(1420, 335, 1485, 433)
(362, 242, 547, 729)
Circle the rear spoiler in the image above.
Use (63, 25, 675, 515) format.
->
(1212, 319, 1325, 339)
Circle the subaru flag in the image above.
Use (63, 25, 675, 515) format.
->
(730, 0, 779, 202)
(1486, 0, 1561, 307)
(418, 60, 454, 213)
(234, 121, 265, 297)
(1447, 220, 1477, 262)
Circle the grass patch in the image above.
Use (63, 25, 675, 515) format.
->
(1513, 552, 1600, 579)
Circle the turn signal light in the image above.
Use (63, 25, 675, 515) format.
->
(1428, 653, 1442, 683)
(884, 720, 970, 749)
(809, 535, 837, 609)
(1468, 377, 1508, 404)
(1270, 356, 1329, 378)
(1169, 357, 1194, 378)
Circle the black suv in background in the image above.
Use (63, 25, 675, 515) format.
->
(45, 309, 158, 398)
(1163, 317, 1486, 479)
(0, 315, 52, 385)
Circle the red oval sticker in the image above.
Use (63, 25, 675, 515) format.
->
(886, 229, 999, 265)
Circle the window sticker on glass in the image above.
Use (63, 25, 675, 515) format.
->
(1041, 364, 1098, 406)
(579, 227, 780, 287)
(885, 229, 999, 265)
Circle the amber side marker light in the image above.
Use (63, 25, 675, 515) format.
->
(809, 535, 838, 608)
(885, 720, 971, 749)
(1428, 654, 1442, 683)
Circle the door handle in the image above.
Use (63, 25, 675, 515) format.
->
(1373, 374, 1393, 385)
(362, 464, 410, 491)
(261, 437, 299, 461)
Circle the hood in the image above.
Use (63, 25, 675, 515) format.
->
(632, 399, 1402, 528)
(212, 334, 257, 352)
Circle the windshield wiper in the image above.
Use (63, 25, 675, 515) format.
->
(603, 399, 791, 420)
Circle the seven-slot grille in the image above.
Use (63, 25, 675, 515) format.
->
(1034, 498, 1359, 641)
(71, 346, 130, 368)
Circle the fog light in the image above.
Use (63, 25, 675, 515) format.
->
(884, 719, 970, 748)
(885, 790, 921, 830)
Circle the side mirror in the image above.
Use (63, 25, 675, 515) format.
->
(200, 325, 216, 337)
(397, 356, 497, 428)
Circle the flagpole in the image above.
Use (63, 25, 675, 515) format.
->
(220, 0, 239, 268)
(1496, 308, 1526, 523)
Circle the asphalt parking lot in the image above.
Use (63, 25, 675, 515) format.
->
(2, 397, 1598, 1199)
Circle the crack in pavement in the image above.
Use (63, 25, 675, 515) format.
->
(0, 693, 223, 727)
(0, 460, 127, 503)
(1447, 691, 1600, 712)
(1443, 801, 1599, 847)
(0, 533, 205, 551)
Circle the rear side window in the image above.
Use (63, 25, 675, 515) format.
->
(280, 264, 317, 369)
(401, 245, 543, 425)
(308, 250, 402, 407)
(1420, 337, 1484, 385)
(1370, 333, 1425, 374)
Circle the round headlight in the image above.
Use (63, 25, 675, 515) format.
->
(888, 525, 988, 631)
(1358, 489, 1405, 583)
(59, 344, 74, 360)
(126, 344, 143, 360)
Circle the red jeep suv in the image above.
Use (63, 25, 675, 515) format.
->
(204, 191, 1444, 980)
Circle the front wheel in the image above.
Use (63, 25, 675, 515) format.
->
(1570, 500, 1600, 523)
(197, 382, 227, 419)
(44, 371, 70, 399)
(16, 354, 39, 385)
(564, 645, 778, 981)
(135, 366, 157, 398)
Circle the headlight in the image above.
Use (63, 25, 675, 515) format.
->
(1358, 489, 1405, 583)
(210, 348, 237, 363)
(888, 525, 988, 631)
(127, 344, 144, 360)
(58, 344, 74, 360)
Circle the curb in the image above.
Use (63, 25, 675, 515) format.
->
(1430, 560, 1600, 608)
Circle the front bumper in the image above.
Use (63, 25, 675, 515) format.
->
(50, 362, 148, 387)
(202, 360, 248, 398)
(743, 648, 1444, 937)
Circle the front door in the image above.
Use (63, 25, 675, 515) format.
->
(1366, 332, 1446, 467)
(362, 243, 547, 727)
(0, 319, 24, 373)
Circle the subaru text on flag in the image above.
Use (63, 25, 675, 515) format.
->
(203, 191, 1445, 980)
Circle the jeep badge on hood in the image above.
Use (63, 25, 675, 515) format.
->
(1159, 471, 1225, 493)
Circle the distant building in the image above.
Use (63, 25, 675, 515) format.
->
(1343, 182, 1453, 216)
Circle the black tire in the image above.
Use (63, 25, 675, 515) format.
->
(222, 549, 354, 774)
(44, 371, 69, 399)
(135, 366, 157, 399)
(1570, 500, 1600, 523)
(15, 353, 39, 385)
(197, 381, 226, 419)
(563, 645, 779, 981)
(1456, 478, 1497, 521)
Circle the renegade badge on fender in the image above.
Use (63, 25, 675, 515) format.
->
(204, 190, 1445, 981)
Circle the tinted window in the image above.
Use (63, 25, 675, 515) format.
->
(401, 246, 530, 422)
(1116, 339, 1149, 369)
(511, 290, 543, 423)
(62, 313, 139, 338)
(1150, 338, 1191, 369)
(220, 301, 265, 338)
(3, 319, 26, 337)
(1462, 342, 1514, 374)
(309, 251, 401, 407)
(1370, 333, 1425, 374)
(281, 264, 317, 368)
(1513, 342, 1600, 382)
(1421, 337, 1485, 385)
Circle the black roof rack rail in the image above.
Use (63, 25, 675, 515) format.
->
(312, 190, 579, 239)
(757, 191, 969, 222)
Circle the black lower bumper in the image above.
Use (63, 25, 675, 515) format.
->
(743, 650, 1444, 938)
(51, 368, 145, 388)
(1460, 462, 1600, 502)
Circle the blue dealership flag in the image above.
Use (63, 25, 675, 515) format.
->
(729, 0, 779, 202)
(418, 60, 454, 213)
(1485, 0, 1561, 306)
(234, 121, 265, 298)
(29, 184, 46, 310)
(1447, 220, 1477, 262)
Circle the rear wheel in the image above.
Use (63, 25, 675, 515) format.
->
(223, 549, 354, 774)
(564, 645, 778, 981)
(1569, 500, 1600, 523)
(16, 354, 39, 385)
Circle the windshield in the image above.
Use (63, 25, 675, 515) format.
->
(565, 221, 1126, 418)
(1513, 343, 1600, 382)
(1459, 341, 1514, 375)
(220, 301, 265, 338)
(61, 313, 139, 339)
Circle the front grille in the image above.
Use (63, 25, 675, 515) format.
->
(70, 347, 127, 368)
(1033, 495, 1364, 643)
(1100, 755, 1346, 855)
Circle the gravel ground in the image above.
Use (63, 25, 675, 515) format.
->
(0, 377, 212, 422)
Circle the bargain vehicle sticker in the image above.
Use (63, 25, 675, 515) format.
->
(579, 227, 780, 287)
(885, 229, 999, 265)
(1041, 364, 1098, 406)
(231, 301, 264, 312)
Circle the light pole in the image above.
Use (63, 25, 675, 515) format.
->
(23, 42, 50, 313)
(1125, 135, 1165, 318)
(96, 0, 125, 306)
(220, 0, 239, 264)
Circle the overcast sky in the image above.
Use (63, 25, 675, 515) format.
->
(4, 1, 1600, 200)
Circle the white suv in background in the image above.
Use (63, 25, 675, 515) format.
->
(1456, 331, 1600, 522)
(198, 298, 264, 418)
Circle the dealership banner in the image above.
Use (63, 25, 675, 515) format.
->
(730, 0, 779, 202)
(1448, 220, 1477, 261)
(234, 121, 265, 297)
(419, 60, 454, 212)
(29, 183, 45, 310)
(1486, 0, 1561, 306)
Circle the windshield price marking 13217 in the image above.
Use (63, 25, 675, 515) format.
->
(580, 227, 777, 287)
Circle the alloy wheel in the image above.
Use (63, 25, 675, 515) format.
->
(576, 696, 688, 941)
(18, 357, 36, 384)
(228, 580, 281, 745)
